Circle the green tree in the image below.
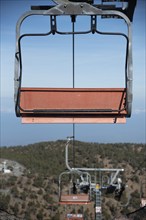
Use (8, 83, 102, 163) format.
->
(11, 186, 19, 197)
(12, 202, 19, 216)
(37, 210, 44, 220)
(0, 193, 10, 211)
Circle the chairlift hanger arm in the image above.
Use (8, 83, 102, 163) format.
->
(32, 0, 136, 21)
(65, 138, 124, 173)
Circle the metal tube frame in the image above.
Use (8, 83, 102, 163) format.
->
(58, 170, 92, 202)
(14, 2, 133, 117)
(65, 137, 124, 186)
(64, 137, 131, 208)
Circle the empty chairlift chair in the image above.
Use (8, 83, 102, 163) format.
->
(66, 213, 84, 220)
(14, 0, 136, 124)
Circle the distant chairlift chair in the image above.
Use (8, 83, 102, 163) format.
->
(14, 0, 136, 124)
(59, 171, 91, 204)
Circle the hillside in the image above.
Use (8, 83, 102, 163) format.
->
(0, 140, 146, 220)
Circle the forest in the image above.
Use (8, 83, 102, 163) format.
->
(0, 140, 146, 220)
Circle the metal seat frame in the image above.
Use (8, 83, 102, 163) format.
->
(14, 1, 133, 123)
(59, 170, 92, 205)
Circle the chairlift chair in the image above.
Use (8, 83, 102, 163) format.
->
(14, 0, 136, 123)
(105, 175, 131, 207)
(59, 170, 91, 204)
(66, 213, 84, 220)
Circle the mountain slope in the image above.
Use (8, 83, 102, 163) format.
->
(0, 140, 145, 219)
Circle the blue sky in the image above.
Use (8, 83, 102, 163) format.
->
(0, 0, 146, 146)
